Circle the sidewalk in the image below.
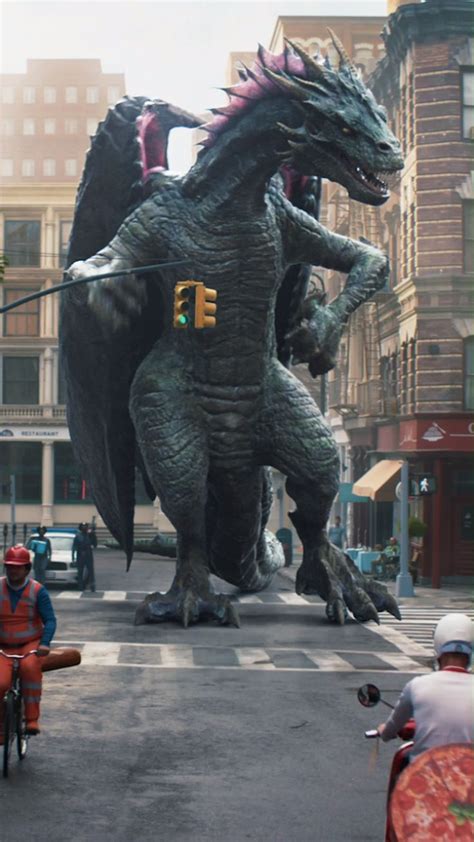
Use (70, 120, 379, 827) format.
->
(278, 563, 473, 609)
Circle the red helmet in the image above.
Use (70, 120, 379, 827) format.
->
(3, 545, 32, 566)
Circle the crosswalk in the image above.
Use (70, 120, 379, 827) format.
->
(52, 590, 320, 605)
(51, 640, 432, 673)
(375, 606, 474, 655)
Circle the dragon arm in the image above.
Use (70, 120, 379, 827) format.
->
(282, 207, 388, 375)
(68, 198, 166, 328)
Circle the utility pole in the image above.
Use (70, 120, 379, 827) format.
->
(395, 461, 414, 597)
(10, 474, 16, 545)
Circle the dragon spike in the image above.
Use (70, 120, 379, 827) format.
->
(284, 37, 325, 80)
(260, 65, 307, 101)
(276, 122, 306, 139)
(243, 64, 268, 92)
(237, 66, 248, 82)
(327, 27, 355, 72)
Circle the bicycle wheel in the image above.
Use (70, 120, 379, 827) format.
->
(16, 697, 28, 761)
(2, 693, 15, 778)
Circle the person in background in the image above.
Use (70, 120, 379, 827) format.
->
(0, 544, 57, 736)
(29, 526, 52, 586)
(328, 515, 346, 550)
(377, 613, 473, 760)
(72, 523, 97, 592)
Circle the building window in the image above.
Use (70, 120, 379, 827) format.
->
(23, 118, 35, 135)
(54, 443, 93, 503)
(43, 86, 56, 104)
(464, 337, 474, 410)
(65, 118, 78, 135)
(43, 158, 56, 176)
(59, 220, 73, 263)
(44, 118, 56, 135)
(463, 201, 474, 272)
(65, 86, 78, 103)
(86, 86, 99, 104)
(107, 85, 121, 104)
(1, 86, 15, 104)
(2, 356, 39, 404)
(21, 159, 35, 177)
(0, 159, 13, 177)
(23, 86, 36, 104)
(65, 158, 77, 177)
(0, 444, 42, 504)
(3, 288, 40, 336)
(4, 220, 40, 267)
(0, 118, 14, 135)
(86, 118, 98, 137)
(462, 69, 474, 140)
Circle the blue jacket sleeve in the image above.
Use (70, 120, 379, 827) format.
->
(37, 587, 57, 647)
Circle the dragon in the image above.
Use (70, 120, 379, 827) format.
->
(61, 36, 403, 627)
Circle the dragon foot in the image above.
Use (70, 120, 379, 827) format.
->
(134, 585, 240, 628)
(295, 543, 401, 625)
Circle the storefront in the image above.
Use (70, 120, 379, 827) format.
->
(376, 416, 474, 585)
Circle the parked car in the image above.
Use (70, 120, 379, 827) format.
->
(27, 528, 79, 586)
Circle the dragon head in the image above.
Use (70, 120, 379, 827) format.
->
(202, 34, 403, 207)
(269, 36, 403, 206)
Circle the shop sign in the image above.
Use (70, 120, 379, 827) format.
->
(399, 419, 474, 452)
(0, 427, 69, 441)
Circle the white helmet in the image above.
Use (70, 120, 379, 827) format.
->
(433, 613, 473, 660)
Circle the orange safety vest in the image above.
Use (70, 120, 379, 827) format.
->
(0, 577, 44, 646)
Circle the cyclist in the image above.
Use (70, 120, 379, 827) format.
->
(377, 613, 473, 760)
(0, 545, 57, 736)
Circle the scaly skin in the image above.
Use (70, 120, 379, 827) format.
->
(67, 42, 404, 626)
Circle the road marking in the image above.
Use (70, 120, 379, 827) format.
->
(80, 642, 122, 665)
(303, 649, 354, 671)
(278, 593, 311, 605)
(52, 641, 430, 673)
(102, 590, 127, 601)
(55, 590, 82, 599)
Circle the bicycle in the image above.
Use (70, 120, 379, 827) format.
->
(1, 649, 36, 778)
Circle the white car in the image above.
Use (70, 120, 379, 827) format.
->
(27, 529, 79, 586)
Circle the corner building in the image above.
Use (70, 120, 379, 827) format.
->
(0, 60, 154, 534)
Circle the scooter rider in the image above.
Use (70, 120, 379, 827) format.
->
(377, 613, 473, 760)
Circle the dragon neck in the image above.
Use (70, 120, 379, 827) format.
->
(182, 98, 302, 210)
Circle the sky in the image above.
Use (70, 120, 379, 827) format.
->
(0, 0, 387, 170)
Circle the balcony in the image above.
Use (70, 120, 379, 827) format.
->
(356, 380, 382, 416)
(0, 404, 67, 422)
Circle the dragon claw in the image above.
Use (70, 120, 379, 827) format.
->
(135, 586, 240, 628)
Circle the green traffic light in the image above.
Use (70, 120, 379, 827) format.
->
(178, 314, 188, 325)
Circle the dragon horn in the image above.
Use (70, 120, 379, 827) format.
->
(327, 28, 355, 71)
(260, 65, 308, 101)
(284, 37, 325, 80)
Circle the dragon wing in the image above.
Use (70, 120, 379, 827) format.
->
(60, 98, 200, 563)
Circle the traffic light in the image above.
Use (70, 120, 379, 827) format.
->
(173, 283, 191, 328)
(195, 285, 217, 329)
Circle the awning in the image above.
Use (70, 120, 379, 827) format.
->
(352, 459, 403, 502)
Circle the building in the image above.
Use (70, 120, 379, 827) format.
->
(0, 59, 136, 534)
(318, 0, 474, 583)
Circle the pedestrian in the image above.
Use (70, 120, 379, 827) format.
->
(328, 515, 346, 549)
(29, 526, 52, 586)
(0, 544, 57, 736)
(377, 613, 473, 761)
(72, 522, 96, 592)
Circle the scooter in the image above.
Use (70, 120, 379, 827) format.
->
(357, 683, 415, 842)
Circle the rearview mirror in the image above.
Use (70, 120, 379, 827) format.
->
(357, 683, 381, 707)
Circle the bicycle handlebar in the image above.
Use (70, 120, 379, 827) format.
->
(0, 649, 38, 659)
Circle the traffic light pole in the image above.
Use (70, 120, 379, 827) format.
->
(395, 460, 414, 598)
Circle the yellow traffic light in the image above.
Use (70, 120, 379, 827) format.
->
(173, 283, 191, 328)
(195, 285, 217, 329)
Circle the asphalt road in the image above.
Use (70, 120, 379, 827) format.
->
(1, 549, 417, 842)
